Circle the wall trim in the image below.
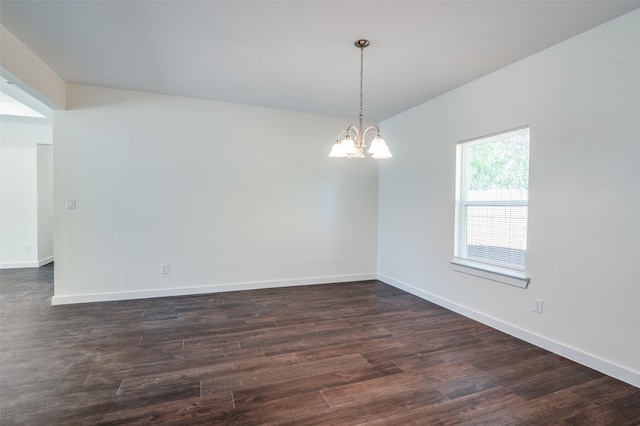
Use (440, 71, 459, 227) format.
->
(0, 256, 54, 269)
(377, 273, 640, 388)
(51, 273, 377, 306)
(38, 256, 54, 266)
(1, 261, 40, 269)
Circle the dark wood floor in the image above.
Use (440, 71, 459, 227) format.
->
(1, 265, 638, 425)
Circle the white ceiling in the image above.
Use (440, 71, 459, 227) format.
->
(1, 1, 638, 122)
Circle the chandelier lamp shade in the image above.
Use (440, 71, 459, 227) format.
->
(329, 39, 392, 159)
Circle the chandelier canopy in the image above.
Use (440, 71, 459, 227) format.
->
(329, 39, 392, 159)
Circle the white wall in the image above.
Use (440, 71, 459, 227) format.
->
(378, 10, 640, 387)
(37, 144, 54, 263)
(0, 119, 53, 268)
(52, 84, 379, 303)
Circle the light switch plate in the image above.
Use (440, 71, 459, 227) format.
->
(533, 298, 544, 314)
(66, 197, 76, 209)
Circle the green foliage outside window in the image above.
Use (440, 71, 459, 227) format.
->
(468, 136, 529, 191)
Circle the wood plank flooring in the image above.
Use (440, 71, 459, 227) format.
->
(1, 264, 638, 425)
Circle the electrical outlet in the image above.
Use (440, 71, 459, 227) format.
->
(160, 264, 169, 274)
(23, 244, 31, 253)
(66, 197, 76, 209)
(533, 298, 544, 314)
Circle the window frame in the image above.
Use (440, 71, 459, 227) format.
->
(451, 127, 531, 288)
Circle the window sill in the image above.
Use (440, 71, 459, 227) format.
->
(451, 258, 530, 289)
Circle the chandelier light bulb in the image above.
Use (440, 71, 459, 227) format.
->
(372, 145, 392, 159)
(341, 136, 358, 155)
(328, 141, 347, 157)
(367, 135, 387, 155)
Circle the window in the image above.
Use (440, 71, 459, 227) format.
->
(453, 127, 530, 287)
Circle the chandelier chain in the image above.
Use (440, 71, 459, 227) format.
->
(359, 45, 364, 119)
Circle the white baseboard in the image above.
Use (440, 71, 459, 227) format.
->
(1, 261, 39, 269)
(51, 273, 377, 306)
(0, 257, 53, 269)
(377, 273, 640, 389)
(38, 256, 54, 266)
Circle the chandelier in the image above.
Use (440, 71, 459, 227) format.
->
(329, 39, 392, 159)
